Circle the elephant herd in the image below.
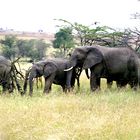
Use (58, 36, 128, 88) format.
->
(1, 45, 140, 96)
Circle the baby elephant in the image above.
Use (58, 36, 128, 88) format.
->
(23, 58, 82, 96)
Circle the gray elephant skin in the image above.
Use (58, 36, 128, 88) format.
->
(0, 56, 12, 93)
(23, 58, 81, 96)
(65, 46, 140, 91)
(0, 56, 23, 93)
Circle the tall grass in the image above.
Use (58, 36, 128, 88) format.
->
(0, 77, 140, 140)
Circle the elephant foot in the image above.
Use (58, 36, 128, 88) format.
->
(21, 91, 26, 95)
(91, 87, 100, 93)
(20, 91, 25, 96)
(44, 92, 50, 95)
(43, 90, 50, 95)
(29, 92, 33, 97)
(132, 86, 138, 91)
(64, 88, 73, 93)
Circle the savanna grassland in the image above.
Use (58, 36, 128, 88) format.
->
(0, 73, 140, 140)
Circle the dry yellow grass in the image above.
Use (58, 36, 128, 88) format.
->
(0, 34, 139, 139)
(0, 77, 139, 140)
(0, 61, 138, 140)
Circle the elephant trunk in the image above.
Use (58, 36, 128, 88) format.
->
(65, 58, 80, 91)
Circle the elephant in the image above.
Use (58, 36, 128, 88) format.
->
(23, 58, 82, 96)
(0, 56, 23, 94)
(106, 53, 140, 89)
(0, 56, 13, 93)
(65, 46, 140, 92)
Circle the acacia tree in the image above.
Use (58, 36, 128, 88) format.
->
(55, 19, 133, 48)
(53, 27, 75, 57)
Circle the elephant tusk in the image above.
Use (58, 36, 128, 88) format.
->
(64, 66, 73, 71)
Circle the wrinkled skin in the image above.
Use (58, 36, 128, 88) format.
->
(86, 69, 128, 89)
(0, 56, 14, 93)
(66, 46, 140, 92)
(106, 53, 140, 89)
(0, 56, 24, 94)
(23, 58, 82, 96)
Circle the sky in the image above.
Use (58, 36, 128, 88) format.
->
(0, 0, 140, 33)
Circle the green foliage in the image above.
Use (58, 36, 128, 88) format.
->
(0, 35, 50, 61)
(72, 23, 127, 47)
(55, 19, 131, 47)
(21, 39, 49, 61)
(16, 39, 31, 57)
(32, 39, 49, 60)
(53, 27, 75, 57)
(1, 35, 17, 59)
(1, 35, 17, 48)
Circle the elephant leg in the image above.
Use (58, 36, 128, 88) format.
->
(2, 84, 7, 94)
(129, 80, 138, 90)
(90, 63, 104, 92)
(44, 74, 55, 94)
(62, 86, 66, 92)
(77, 77, 80, 89)
(29, 80, 34, 96)
(63, 85, 72, 92)
(116, 79, 128, 88)
(96, 78, 100, 88)
(2, 82, 9, 94)
(116, 81, 123, 88)
(107, 78, 113, 88)
(90, 71, 99, 92)
(36, 78, 39, 89)
(49, 85, 52, 92)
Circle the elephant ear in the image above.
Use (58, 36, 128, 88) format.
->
(83, 48, 103, 69)
(43, 62, 57, 77)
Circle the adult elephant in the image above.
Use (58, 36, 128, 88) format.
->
(0, 56, 23, 94)
(65, 46, 140, 91)
(0, 56, 13, 93)
(23, 58, 82, 96)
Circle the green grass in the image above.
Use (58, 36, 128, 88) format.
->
(0, 78, 140, 140)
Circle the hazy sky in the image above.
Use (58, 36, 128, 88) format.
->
(0, 0, 140, 33)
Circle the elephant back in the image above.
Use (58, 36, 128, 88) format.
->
(0, 56, 11, 83)
(48, 58, 69, 71)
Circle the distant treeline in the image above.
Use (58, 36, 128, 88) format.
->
(0, 35, 51, 61)
(1, 20, 140, 61)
